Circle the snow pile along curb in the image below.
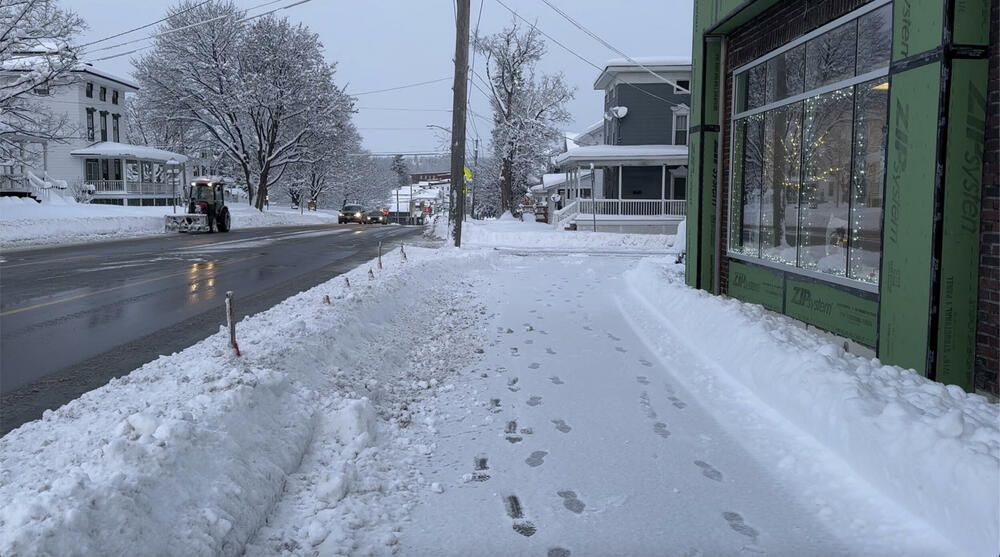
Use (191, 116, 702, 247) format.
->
(625, 258, 1000, 557)
(0, 246, 486, 556)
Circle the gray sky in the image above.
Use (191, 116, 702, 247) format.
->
(63, 0, 693, 155)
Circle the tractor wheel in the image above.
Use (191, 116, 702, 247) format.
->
(217, 209, 231, 232)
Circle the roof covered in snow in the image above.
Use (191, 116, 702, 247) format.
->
(594, 56, 692, 90)
(70, 142, 188, 163)
(530, 171, 594, 194)
(554, 145, 687, 168)
(1, 57, 139, 91)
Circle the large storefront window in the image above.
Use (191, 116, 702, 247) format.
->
(728, 2, 890, 287)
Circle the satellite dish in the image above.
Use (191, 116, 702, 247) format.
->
(611, 106, 628, 119)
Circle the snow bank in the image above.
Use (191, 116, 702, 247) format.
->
(625, 259, 1000, 557)
(0, 246, 486, 556)
(432, 213, 677, 252)
(0, 199, 339, 250)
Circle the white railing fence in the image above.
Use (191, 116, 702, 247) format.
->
(578, 199, 686, 216)
(87, 180, 175, 195)
(552, 199, 579, 229)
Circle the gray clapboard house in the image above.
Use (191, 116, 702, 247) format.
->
(552, 57, 690, 233)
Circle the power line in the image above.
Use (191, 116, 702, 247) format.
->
(73, 0, 214, 49)
(83, 0, 287, 56)
(83, 0, 310, 64)
(357, 106, 453, 112)
(536, 0, 689, 93)
(489, 0, 683, 108)
(350, 77, 452, 96)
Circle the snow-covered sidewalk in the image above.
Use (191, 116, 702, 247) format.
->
(0, 196, 341, 250)
(1, 223, 996, 555)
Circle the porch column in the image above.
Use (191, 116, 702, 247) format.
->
(617, 165, 622, 200)
(661, 164, 667, 215)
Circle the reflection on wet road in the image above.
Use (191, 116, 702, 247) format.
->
(1, 224, 422, 433)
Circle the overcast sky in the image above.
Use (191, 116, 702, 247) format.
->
(63, 0, 693, 155)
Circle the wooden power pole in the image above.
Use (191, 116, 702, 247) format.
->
(448, 0, 470, 247)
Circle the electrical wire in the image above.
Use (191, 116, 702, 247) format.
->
(73, 0, 214, 49)
(537, 0, 689, 93)
(489, 0, 683, 108)
(357, 106, 453, 112)
(83, 0, 310, 63)
(351, 77, 452, 96)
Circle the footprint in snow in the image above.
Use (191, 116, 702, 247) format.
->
(695, 460, 723, 482)
(583, 325, 592, 331)
(639, 358, 653, 367)
(549, 376, 564, 385)
(636, 375, 650, 385)
(722, 511, 759, 542)
(525, 450, 547, 467)
(551, 419, 572, 433)
(504, 495, 536, 537)
(653, 422, 671, 439)
(606, 332, 621, 341)
(546, 347, 557, 355)
(529, 362, 541, 369)
(639, 391, 657, 419)
(615, 346, 627, 353)
(557, 490, 586, 514)
(527, 395, 542, 407)
(508, 377, 520, 392)
(548, 548, 571, 557)
(669, 396, 688, 409)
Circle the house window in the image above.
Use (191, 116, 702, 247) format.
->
(85, 159, 100, 181)
(112, 90, 119, 105)
(33, 86, 50, 96)
(728, 2, 890, 286)
(672, 176, 687, 200)
(101, 159, 110, 180)
(86, 108, 95, 141)
(86, 83, 93, 98)
(99, 86, 106, 102)
(113, 159, 122, 181)
(673, 112, 688, 145)
(674, 79, 690, 94)
(126, 159, 140, 183)
(112, 114, 120, 142)
(99, 111, 108, 141)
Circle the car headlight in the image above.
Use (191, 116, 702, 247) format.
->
(355, 212, 361, 217)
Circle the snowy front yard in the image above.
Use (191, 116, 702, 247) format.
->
(0, 196, 342, 250)
(0, 220, 996, 556)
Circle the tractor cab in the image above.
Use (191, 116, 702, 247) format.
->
(165, 178, 232, 233)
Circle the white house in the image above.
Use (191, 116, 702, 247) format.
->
(0, 55, 188, 206)
(554, 57, 691, 234)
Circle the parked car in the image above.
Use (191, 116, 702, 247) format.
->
(365, 207, 388, 225)
(339, 204, 367, 224)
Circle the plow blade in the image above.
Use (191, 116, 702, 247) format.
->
(165, 214, 209, 232)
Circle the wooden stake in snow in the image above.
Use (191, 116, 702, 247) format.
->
(368, 268, 375, 280)
(225, 291, 241, 357)
(345, 277, 350, 288)
(323, 295, 331, 304)
(378, 241, 383, 270)
(400, 241, 407, 261)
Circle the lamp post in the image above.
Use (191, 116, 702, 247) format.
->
(166, 158, 180, 213)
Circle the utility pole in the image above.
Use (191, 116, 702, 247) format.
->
(448, 0, 470, 247)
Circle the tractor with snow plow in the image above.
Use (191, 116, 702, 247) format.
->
(165, 178, 232, 233)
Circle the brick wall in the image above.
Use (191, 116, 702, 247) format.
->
(974, 0, 999, 397)
(716, 0, 869, 292)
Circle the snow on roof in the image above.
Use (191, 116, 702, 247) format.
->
(603, 56, 692, 68)
(529, 171, 594, 193)
(70, 142, 189, 163)
(1, 57, 139, 90)
(554, 145, 687, 167)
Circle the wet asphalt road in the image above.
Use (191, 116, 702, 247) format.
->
(0, 223, 423, 435)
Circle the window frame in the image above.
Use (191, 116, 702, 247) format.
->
(99, 110, 108, 142)
(99, 86, 106, 102)
(112, 90, 119, 105)
(725, 0, 891, 294)
(86, 108, 95, 141)
(671, 104, 690, 146)
(85, 82, 93, 98)
(674, 79, 690, 95)
(112, 114, 120, 142)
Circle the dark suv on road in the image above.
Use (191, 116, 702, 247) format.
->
(339, 204, 367, 224)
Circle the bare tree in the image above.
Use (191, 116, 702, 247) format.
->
(474, 20, 573, 214)
(0, 0, 84, 166)
(133, 1, 353, 210)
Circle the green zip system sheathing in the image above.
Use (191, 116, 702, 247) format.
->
(687, 0, 992, 391)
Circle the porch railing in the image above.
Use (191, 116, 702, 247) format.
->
(88, 180, 175, 196)
(578, 199, 686, 216)
(551, 200, 579, 229)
